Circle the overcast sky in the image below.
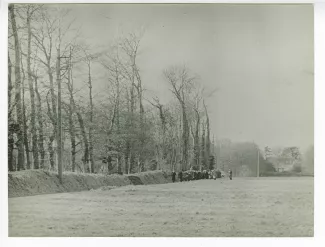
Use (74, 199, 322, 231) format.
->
(62, 4, 313, 150)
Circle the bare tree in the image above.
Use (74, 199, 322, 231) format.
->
(80, 47, 100, 173)
(33, 74, 45, 168)
(203, 100, 211, 165)
(8, 54, 15, 171)
(120, 32, 145, 172)
(56, 24, 63, 180)
(63, 46, 77, 171)
(124, 86, 135, 174)
(101, 45, 124, 173)
(24, 4, 42, 170)
(148, 96, 168, 169)
(32, 10, 58, 170)
(20, 53, 31, 169)
(9, 4, 25, 170)
(201, 121, 206, 170)
(45, 90, 56, 168)
(191, 91, 203, 169)
(164, 66, 196, 170)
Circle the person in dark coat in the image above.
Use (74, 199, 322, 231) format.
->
(229, 169, 233, 180)
(172, 171, 176, 183)
(187, 172, 191, 181)
(217, 170, 221, 178)
(178, 171, 183, 182)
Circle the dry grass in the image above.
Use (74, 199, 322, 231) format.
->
(8, 177, 313, 237)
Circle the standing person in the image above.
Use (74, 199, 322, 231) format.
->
(186, 171, 190, 181)
(217, 169, 221, 178)
(172, 171, 176, 183)
(178, 171, 183, 182)
(229, 169, 233, 180)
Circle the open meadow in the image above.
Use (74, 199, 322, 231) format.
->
(9, 177, 313, 237)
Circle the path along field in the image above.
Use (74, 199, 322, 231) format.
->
(9, 177, 314, 237)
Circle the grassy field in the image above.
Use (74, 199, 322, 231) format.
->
(8, 177, 314, 237)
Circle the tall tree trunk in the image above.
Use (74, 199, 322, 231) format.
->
(201, 121, 206, 170)
(27, 10, 39, 169)
(125, 85, 135, 174)
(113, 48, 121, 174)
(194, 111, 200, 169)
(48, 66, 57, 120)
(116, 86, 121, 174)
(8, 55, 13, 119)
(47, 65, 57, 169)
(20, 51, 31, 169)
(9, 4, 25, 170)
(133, 58, 145, 170)
(64, 52, 87, 171)
(128, 149, 132, 174)
(136, 76, 145, 166)
(130, 73, 136, 174)
(48, 133, 55, 169)
(69, 111, 76, 172)
(67, 48, 76, 172)
(46, 93, 56, 169)
(124, 90, 130, 174)
(155, 145, 160, 170)
(64, 104, 76, 172)
(151, 101, 167, 160)
(138, 88, 145, 168)
(87, 62, 95, 173)
(181, 103, 189, 171)
(158, 106, 167, 160)
(8, 129, 14, 172)
(125, 142, 130, 174)
(22, 77, 31, 169)
(34, 77, 45, 168)
(178, 115, 182, 169)
(204, 101, 211, 162)
(56, 45, 63, 180)
(8, 55, 15, 172)
(8, 129, 15, 172)
(76, 111, 89, 171)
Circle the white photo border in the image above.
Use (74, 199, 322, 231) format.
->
(1, 1, 323, 247)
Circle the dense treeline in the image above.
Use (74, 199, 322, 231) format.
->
(8, 4, 216, 174)
(8, 4, 313, 176)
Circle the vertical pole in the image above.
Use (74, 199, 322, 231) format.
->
(57, 49, 62, 183)
(257, 148, 260, 178)
(219, 141, 221, 170)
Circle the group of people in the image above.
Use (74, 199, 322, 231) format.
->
(171, 168, 233, 183)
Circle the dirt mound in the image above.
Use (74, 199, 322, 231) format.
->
(8, 170, 172, 198)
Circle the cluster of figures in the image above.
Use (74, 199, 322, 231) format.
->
(171, 169, 233, 183)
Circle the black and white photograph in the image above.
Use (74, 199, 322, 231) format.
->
(4, 2, 316, 238)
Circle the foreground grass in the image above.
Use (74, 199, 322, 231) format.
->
(9, 177, 313, 237)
